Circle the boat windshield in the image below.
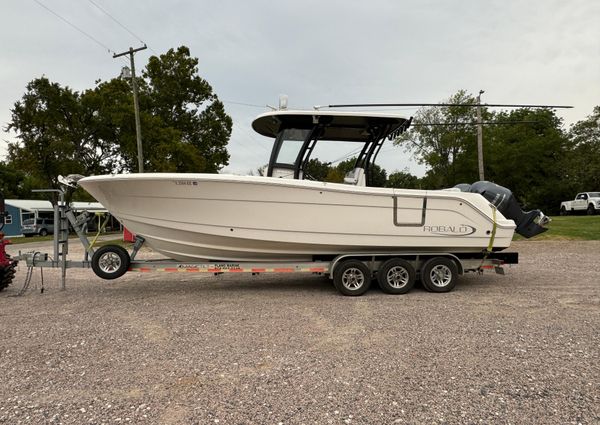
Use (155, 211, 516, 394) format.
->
(276, 129, 309, 165)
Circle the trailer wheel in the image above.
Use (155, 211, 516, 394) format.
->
(333, 260, 371, 296)
(91, 245, 130, 280)
(377, 258, 415, 294)
(0, 260, 17, 291)
(0, 268, 7, 291)
(421, 257, 458, 293)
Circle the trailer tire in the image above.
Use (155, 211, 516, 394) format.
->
(91, 245, 130, 280)
(377, 258, 415, 294)
(421, 257, 458, 293)
(0, 268, 9, 291)
(333, 260, 371, 296)
(0, 260, 17, 291)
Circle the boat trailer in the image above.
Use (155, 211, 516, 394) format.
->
(11, 188, 517, 296)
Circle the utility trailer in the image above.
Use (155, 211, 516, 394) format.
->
(12, 187, 517, 296)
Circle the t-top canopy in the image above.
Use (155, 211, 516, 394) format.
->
(252, 110, 410, 141)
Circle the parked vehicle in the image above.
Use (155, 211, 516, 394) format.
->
(560, 192, 600, 215)
(21, 218, 54, 236)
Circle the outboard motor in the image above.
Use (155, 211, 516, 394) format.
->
(455, 181, 550, 238)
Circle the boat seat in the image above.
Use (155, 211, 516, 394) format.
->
(344, 168, 366, 186)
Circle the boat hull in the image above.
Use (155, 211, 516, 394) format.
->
(79, 174, 516, 262)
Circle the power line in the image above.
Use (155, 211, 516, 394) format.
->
(231, 122, 271, 160)
(223, 100, 268, 109)
(86, 0, 158, 55)
(32, 0, 117, 55)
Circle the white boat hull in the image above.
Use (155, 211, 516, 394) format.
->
(79, 174, 516, 262)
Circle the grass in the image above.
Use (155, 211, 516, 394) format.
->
(5, 235, 56, 244)
(513, 215, 600, 241)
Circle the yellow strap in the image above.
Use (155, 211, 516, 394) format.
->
(88, 213, 111, 252)
(479, 206, 498, 272)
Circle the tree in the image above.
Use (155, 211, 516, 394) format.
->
(566, 106, 600, 191)
(484, 108, 570, 211)
(394, 91, 573, 212)
(6, 78, 113, 202)
(335, 157, 387, 187)
(395, 90, 483, 188)
(304, 158, 331, 181)
(6, 46, 232, 202)
(143, 46, 232, 172)
(386, 169, 422, 189)
(0, 162, 40, 199)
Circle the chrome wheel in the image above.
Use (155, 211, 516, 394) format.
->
(91, 245, 131, 280)
(98, 252, 122, 273)
(386, 266, 410, 289)
(377, 258, 416, 295)
(333, 260, 372, 296)
(341, 267, 366, 290)
(421, 257, 458, 293)
(429, 264, 453, 288)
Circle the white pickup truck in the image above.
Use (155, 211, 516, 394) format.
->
(560, 192, 600, 215)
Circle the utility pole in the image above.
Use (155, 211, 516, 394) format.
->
(476, 90, 485, 181)
(113, 45, 147, 173)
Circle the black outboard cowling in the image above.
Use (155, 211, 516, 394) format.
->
(455, 181, 550, 238)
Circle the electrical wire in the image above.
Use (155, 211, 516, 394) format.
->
(230, 122, 271, 162)
(232, 121, 270, 152)
(329, 146, 363, 165)
(223, 100, 268, 109)
(32, 0, 116, 55)
(86, 0, 158, 55)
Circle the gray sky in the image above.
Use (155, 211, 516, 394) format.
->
(1, 0, 599, 177)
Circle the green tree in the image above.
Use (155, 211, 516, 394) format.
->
(0, 162, 40, 199)
(335, 157, 387, 187)
(386, 169, 422, 189)
(6, 46, 232, 202)
(304, 158, 331, 181)
(143, 46, 232, 172)
(6, 78, 112, 202)
(484, 108, 570, 211)
(566, 106, 600, 191)
(396, 90, 483, 188)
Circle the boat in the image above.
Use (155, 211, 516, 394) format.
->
(78, 110, 549, 262)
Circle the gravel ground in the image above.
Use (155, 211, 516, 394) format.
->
(1, 240, 598, 424)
